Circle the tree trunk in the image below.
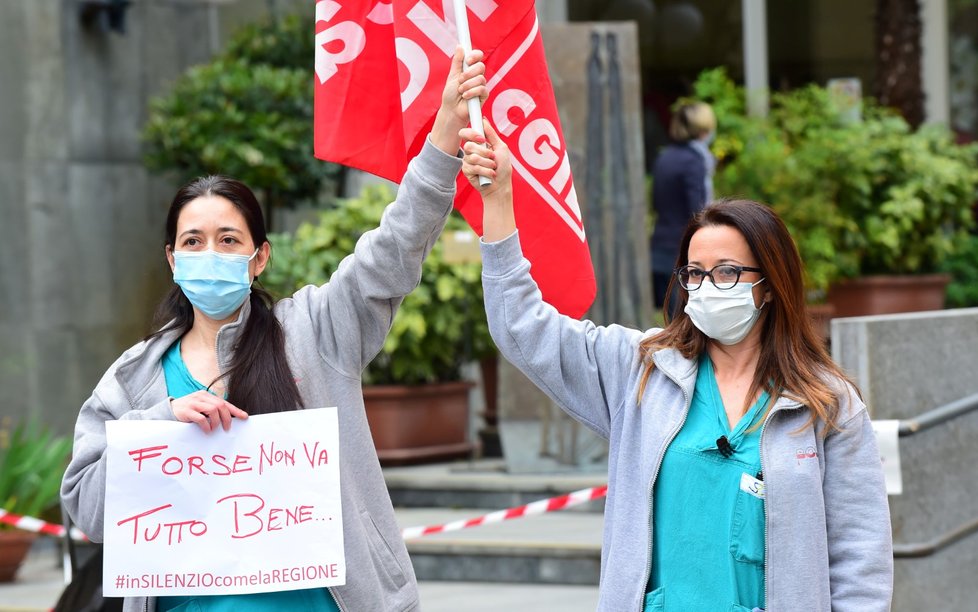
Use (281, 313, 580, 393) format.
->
(875, 0, 925, 127)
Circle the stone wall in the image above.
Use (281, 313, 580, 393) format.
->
(0, 0, 300, 434)
(832, 308, 978, 610)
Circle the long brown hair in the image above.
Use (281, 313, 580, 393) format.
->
(147, 176, 303, 415)
(638, 199, 855, 431)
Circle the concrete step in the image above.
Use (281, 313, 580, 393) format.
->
(384, 459, 607, 512)
(396, 507, 603, 586)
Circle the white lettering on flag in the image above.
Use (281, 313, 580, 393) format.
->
(485, 16, 585, 238)
(367, 1, 394, 24)
(397, 37, 430, 110)
(315, 1, 367, 85)
(407, 0, 500, 57)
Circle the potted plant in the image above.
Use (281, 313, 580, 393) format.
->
(0, 417, 73, 582)
(692, 68, 978, 319)
(263, 185, 496, 465)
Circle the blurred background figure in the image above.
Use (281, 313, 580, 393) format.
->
(650, 102, 716, 318)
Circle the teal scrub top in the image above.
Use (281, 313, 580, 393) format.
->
(646, 354, 769, 612)
(157, 340, 341, 612)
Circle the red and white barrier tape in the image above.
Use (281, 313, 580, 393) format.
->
(0, 508, 88, 541)
(400, 484, 608, 540)
(1, 484, 608, 544)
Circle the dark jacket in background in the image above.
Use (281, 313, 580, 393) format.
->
(650, 142, 708, 274)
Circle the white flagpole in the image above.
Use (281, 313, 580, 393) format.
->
(453, 0, 492, 186)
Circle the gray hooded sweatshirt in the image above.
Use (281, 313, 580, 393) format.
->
(60, 140, 463, 612)
(481, 231, 893, 612)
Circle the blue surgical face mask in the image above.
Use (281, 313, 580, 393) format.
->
(172, 249, 258, 320)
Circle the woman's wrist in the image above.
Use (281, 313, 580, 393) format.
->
(482, 188, 516, 241)
(430, 109, 464, 156)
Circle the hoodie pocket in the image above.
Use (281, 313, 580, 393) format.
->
(729, 488, 765, 564)
(643, 586, 665, 611)
(361, 509, 409, 591)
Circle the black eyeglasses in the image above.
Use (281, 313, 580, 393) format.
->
(675, 264, 764, 291)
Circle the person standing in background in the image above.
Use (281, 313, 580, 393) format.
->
(650, 102, 716, 317)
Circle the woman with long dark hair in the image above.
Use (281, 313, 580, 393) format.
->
(61, 48, 488, 612)
(463, 123, 892, 611)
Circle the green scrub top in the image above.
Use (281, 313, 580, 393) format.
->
(646, 354, 769, 612)
(157, 340, 341, 612)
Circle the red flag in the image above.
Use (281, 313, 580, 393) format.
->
(314, 0, 595, 318)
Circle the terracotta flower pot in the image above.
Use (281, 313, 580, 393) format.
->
(826, 274, 951, 319)
(363, 381, 475, 466)
(0, 530, 36, 583)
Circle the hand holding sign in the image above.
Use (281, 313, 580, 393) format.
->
(170, 391, 249, 433)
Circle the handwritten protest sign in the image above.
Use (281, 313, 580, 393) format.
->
(103, 407, 344, 597)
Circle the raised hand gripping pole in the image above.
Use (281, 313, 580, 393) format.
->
(453, 0, 492, 187)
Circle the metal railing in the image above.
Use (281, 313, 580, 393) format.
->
(898, 392, 978, 437)
(891, 392, 978, 558)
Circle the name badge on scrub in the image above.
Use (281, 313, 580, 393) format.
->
(740, 472, 765, 499)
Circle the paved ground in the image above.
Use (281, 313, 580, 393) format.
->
(1, 460, 605, 610)
(0, 511, 601, 611)
(0, 546, 599, 612)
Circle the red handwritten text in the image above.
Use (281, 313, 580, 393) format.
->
(302, 441, 329, 468)
(216, 493, 315, 539)
(127, 445, 255, 476)
(258, 441, 296, 474)
(117, 504, 208, 545)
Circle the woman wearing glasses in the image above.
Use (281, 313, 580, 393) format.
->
(462, 123, 892, 611)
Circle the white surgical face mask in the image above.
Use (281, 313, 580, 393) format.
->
(684, 279, 766, 345)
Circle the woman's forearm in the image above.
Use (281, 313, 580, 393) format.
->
(482, 187, 516, 242)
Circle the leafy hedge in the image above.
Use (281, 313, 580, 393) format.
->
(262, 185, 495, 385)
(143, 14, 343, 212)
(692, 68, 978, 294)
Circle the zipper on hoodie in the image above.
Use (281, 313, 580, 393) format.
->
(327, 587, 350, 612)
(759, 408, 772, 611)
(638, 356, 692, 612)
(757, 398, 802, 611)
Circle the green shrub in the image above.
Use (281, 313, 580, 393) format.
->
(942, 232, 978, 307)
(143, 13, 343, 212)
(262, 185, 495, 385)
(691, 69, 978, 294)
(0, 418, 73, 523)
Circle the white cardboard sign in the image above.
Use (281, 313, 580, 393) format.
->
(103, 407, 344, 597)
(871, 419, 903, 495)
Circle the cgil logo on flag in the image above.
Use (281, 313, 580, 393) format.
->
(313, 0, 596, 318)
